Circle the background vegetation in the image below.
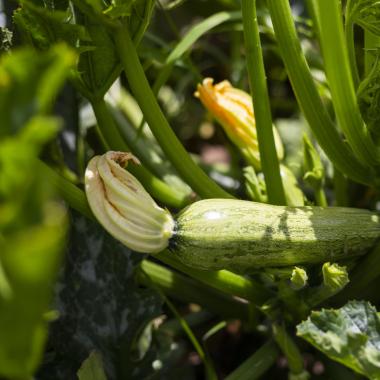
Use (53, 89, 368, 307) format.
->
(1, 0, 380, 379)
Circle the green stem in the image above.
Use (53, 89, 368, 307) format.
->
(155, 251, 271, 305)
(307, 285, 339, 308)
(113, 24, 233, 199)
(344, 0, 360, 88)
(154, 283, 217, 380)
(38, 160, 94, 220)
(225, 340, 278, 380)
(137, 260, 251, 321)
(333, 167, 349, 206)
(111, 104, 193, 198)
(314, 186, 327, 207)
(316, 0, 378, 167)
(272, 322, 307, 377)
(365, 30, 380, 76)
(241, 0, 286, 206)
(305, 0, 320, 40)
(90, 97, 189, 208)
(266, 0, 375, 186)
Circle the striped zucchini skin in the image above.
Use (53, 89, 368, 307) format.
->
(169, 199, 380, 272)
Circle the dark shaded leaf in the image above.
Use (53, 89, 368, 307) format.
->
(14, 1, 88, 50)
(37, 213, 163, 379)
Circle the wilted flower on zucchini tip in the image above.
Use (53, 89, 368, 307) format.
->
(85, 151, 174, 253)
(195, 78, 284, 170)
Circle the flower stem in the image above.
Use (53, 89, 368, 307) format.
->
(266, 0, 375, 186)
(272, 322, 307, 378)
(137, 260, 251, 321)
(38, 160, 94, 220)
(113, 24, 234, 199)
(241, 0, 286, 206)
(314, 186, 327, 207)
(225, 340, 278, 380)
(305, 0, 320, 39)
(155, 250, 271, 305)
(91, 97, 189, 208)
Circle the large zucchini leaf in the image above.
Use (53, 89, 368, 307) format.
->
(297, 300, 380, 379)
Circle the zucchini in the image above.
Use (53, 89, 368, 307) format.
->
(85, 152, 380, 272)
(170, 199, 380, 272)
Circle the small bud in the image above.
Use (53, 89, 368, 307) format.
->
(243, 166, 267, 203)
(195, 78, 283, 170)
(322, 262, 349, 292)
(290, 267, 308, 290)
(85, 151, 174, 253)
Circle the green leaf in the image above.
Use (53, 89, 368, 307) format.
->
(14, 1, 88, 50)
(0, 44, 72, 378)
(0, 204, 67, 378)
(0, 46, 75, 136)
(104, 0, 137, 18)
(357, 53, 380, 135)
(0, 119, 67, 378)
(346, 0, 380, 36)
(0, 117, 60, 206)
(77, 351, 108, 380)
(76, 10, 121, 99)
(128, 0, 155, 44)
(297, 301, 380, 379)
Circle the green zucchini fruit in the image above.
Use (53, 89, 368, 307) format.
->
(170, 199, 380, 272)
(85, 152, 380, 272)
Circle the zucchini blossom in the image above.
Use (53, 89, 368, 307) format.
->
(195, 78, 284, 170)
(85, 151, 174, 253)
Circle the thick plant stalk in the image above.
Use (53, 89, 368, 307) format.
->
(344, 0, 361, 88)
(316, 0, 379, 167)
(241, 0, 286, 205)
(266, 0, 375, 186)
(113, 24, 233, 200)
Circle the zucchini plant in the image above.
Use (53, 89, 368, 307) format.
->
(2, 0, 380, 379)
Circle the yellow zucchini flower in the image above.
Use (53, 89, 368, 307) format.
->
(195, 78, 284, 170)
